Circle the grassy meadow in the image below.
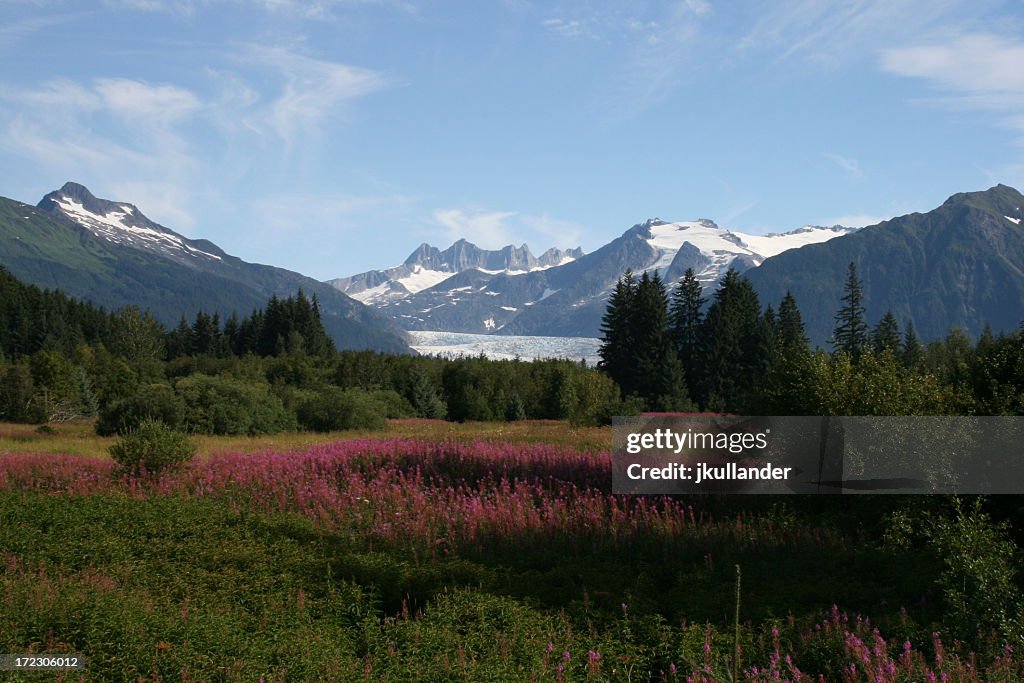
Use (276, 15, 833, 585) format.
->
(1, 419, 1022, 682)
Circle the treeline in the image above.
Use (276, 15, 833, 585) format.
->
(599, 264, 1024, 416)
(0, 267, 626, 431)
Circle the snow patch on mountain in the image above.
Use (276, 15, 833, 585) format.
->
(397, 265, 456, 293)
(640, 219, 854, 282)
(735, 225, 854, 258)
(46, 192, 222, 261)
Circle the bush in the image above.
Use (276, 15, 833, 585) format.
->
(367, 389, 415, 418)
(95, 383, 185, 435)
(296, 387, 389, 431)
(108, 419, 196, 474)
(175, 374, 296, 436)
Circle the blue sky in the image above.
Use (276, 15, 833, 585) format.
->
(2, 0, 1023, 279)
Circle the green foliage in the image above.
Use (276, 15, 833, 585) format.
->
(559, 366, 632, 426)
(931, 499, 1023, 645)
(598, 271, 692, 412)
(407, 368, 447, 419)
(598, 270, 638, 396)
(887, 498, 1024, 647)
(971, 326, 1024, 414)
(0, 363, 42, 422)
(902, 320, 924, 369)
(697, 269, 770, 412)
(109, 306, 166, 366)
(295, 387, 389, 431)
(367, 389, 415, 419)
(175, 374, 297, 435)
(108, 418, 196, 473)
(669, 267, 705, 399)
(772, 349, 955, 416)
(95, 383, 186, 436)
(872, 310, 902, 354)
(833, 261, 869, 359)
(631, 272, 692, 411)
(777, 291, 810, 355)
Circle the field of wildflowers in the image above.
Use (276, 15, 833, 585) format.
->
(1, 431, 1021, 681)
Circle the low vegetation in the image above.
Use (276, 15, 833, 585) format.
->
(2, 429, 1022, 680)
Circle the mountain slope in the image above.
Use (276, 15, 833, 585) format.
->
(349, 218, 853, 337)
(0, 183, 410, 353)
(746, 184, 1024, 344)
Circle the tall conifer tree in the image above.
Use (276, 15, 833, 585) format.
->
(631, 272, 689, 410)
(833, 262, 869, 360)
(778, 291, 810, 354)
(598, 270, 638, 396)
(698, 269, 768, 412)
(669, 268, 705, 398)
(871, 310, 901, 354)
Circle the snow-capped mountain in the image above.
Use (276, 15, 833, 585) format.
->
(22, 182, 410, 353)
(328, 239, 582, 305)
(331, 217, 855, 338)
(639, 218, 853, 285)
(39, 182, 228, 265)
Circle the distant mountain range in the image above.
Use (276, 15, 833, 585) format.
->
(4, 181, 1022, 354)
(329, 240, 582, 306)
(331, 219, 855, 337)
(0, 182, 410, 353)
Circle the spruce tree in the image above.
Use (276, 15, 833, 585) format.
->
(778, 291, 810, 354)
(668, 268, 705, 398)
(598, 270, 638, 396)
(902, 320, 923, 369)
(871, 310, 901, 354)
(630, 272, 689, 411)
(833, 261, 869, 360)
(167, 315, 192, 358)
(191, 311, 217, 356)
(698, 269, 768, 412)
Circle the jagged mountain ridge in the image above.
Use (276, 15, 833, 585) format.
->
(333, 217, 854, 337)
(0, 182, 410, 353)
(328, 239, 582, 306)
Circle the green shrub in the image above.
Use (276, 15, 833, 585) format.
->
(175, 374, 296, 436)
(95, 383, 185, 435)
(296, 387, 389, 431)
(108, 419, 196, 473)
(367, 389, 415, 418)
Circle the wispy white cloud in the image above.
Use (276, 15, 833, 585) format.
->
(0, 77, 203, 229)
(99, 0, 417, 18)
(601, 1, 707, 114)
(0, 44, 389, 232)
(431, 207, 586, 251)
(0, 12, 82, 51)
(541, 17, 592, 40)
(880, 33, 1024, 141)
(237, 45, 389, 144)
(433, 208, 518, 249)
(736, 0, 988, 67)
(825, 152, 862, 179)
(94, 78, 201, 123)
(521, 213, 584, 248)
(721, 200, 758, 224)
